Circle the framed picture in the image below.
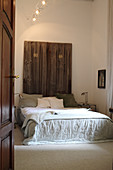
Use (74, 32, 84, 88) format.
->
(98, 69, 106, 88)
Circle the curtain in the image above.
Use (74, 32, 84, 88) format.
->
(107, 0, 113, 111)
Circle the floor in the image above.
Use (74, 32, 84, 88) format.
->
(14, 125, 113, 170)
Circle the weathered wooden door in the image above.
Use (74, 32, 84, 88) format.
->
(23, 41, 72, 96)
(47, 43, 72, 96)
(0, 0, 15, 169)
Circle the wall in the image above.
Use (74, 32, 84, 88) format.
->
(15, 0, 108, 114)
(91, 0, 108, 113)
(15, 0, 93, 105)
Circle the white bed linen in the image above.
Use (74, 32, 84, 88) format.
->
(21, 107, 113, 145)
(21, 107, 109, 122)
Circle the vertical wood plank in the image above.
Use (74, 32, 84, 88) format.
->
(41, 42, 47, 96)
(35, 42, 40, 93)
(47, 43, 57, 96)
(23, 41, 72, 96)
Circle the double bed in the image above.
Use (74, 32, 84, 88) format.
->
(16, 94, 113, 145)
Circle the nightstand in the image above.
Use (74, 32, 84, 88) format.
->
(109, 108, 113, 119)
(14, 106, 17, 128)
(79, 103, 96, 111)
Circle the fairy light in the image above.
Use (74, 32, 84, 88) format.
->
(32, 0, 47, 22)
(42, 0, 46, 6)
(36, 9, 40, 15)
(33, 17, 36, 22)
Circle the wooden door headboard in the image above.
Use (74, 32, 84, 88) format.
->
(23, 41, 72, 96)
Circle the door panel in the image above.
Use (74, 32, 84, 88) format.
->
(2, 26, 11, 123)
(3, 0, 12, 22)
(47, 43, 57, 96)
(56, 44, 65, 93)
(0, 0, 15, 170)
(2, 135, 10, 170)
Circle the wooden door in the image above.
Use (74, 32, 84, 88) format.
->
(47, 43, 58, 96)
(23, 41, 48, 96)
(0, 0, 15, 170)
(47, 43, 72, 96)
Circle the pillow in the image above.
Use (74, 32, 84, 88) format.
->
(20, 93, 42, 99)
(37, 98, 51, 108)
(40, 97, 57, 100)
(19, 97, 37, 108)
(56, 93, 78, 107)
(37, 97, 57, 107)
(19, 93, 42, 108)
(50, 98, 64, 109)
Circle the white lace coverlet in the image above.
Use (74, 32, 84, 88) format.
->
(21, 108, 113, 145)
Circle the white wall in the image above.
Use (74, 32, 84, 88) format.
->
(15, 0, 93, 105)
(91, 0, 108, 113)
(15, 0, 108, 114)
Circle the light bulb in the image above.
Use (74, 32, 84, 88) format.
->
(42, 0, 46, 5)
(33, 17, 36, 22)
(36, 9, 40, 15)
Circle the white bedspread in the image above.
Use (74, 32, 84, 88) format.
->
(21, 108, 113, 145)
(22, 107, 110, 125)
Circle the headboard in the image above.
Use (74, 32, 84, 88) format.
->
(23, 41, 72, 96)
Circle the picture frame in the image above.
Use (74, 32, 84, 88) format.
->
(98, 69, 106, 88)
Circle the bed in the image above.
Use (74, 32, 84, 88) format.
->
(16, 93, 113, 145)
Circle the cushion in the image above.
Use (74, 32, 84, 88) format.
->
(19, 97, 37, 108)
(37, 97, 63, 108)
(50, 98, 64, 109)
(40, 97, 57, 100)
(37, 97, 57, 107)
(56, 93, 78, 107)
(20, 93, 42, 99)
(37, 98, 51, 108)
(19, 93, 42, 108)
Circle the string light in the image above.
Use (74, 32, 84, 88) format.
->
(42, 0, 46, 6)
(33, 17, 36, 22)
(32, 0, 47, 22)
(36, 9, 40, 15)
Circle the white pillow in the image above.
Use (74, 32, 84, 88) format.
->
(50, 98, 64, 109)
(41, 97, 57, 100)
(37, 98, 51, 108)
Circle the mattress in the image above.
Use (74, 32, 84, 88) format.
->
(18, 107, 113, 145)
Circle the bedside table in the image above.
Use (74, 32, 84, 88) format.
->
(109, 108, 113, 119)
(79, 103, 96, 111)
(14, 106, 17, 128)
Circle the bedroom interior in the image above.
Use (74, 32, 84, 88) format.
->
(15, 0, 108, 114)
(9, 0, 113, 169)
